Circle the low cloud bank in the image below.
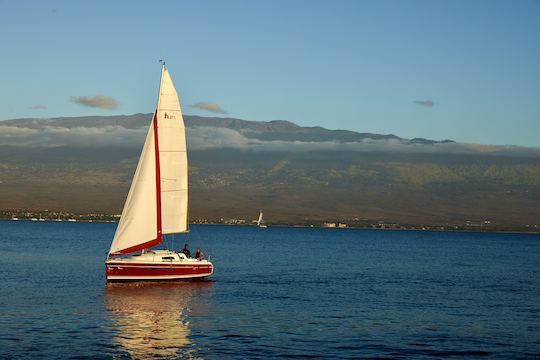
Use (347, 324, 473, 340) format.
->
(1, 123, 539, 157)
(0, 124, 145, 147)
(187, 127, 540, 156)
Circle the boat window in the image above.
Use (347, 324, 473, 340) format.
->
(162, 256, 175, 260)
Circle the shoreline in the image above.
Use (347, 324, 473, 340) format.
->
(1, 211, 538, 235)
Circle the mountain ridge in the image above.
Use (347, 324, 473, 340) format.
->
(1, 114, 539, 231)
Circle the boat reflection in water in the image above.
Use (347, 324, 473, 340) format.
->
(104, 281, 212, 359)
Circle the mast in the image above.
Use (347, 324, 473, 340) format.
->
(153, 110, 163, 244)
(153, 64, 165, 245)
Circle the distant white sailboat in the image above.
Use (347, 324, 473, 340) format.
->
(105, 64, 213, 282)
(257, 210, 267, 228)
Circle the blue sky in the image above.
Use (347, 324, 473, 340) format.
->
(1, 0, 539, 146)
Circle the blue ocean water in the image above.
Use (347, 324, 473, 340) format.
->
(0, 221, 539, 359)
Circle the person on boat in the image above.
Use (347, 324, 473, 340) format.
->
(194, 247, 204, 260)
(181, 243, 191, 258)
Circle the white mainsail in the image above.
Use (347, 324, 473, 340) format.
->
(156, 67, 188, 235)
(257, 211, 264, 226)
(108, 65, 188, 256)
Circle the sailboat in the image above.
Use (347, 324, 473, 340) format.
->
(257, 210, 267, 228)
(105, 64, 213, 282)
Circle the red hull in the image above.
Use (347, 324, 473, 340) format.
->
(106, 262, 213, 281)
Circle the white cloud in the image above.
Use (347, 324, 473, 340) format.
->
(192, 102, 226, 114)
(70, 95, 119, 109)
(187, 127, 257, 150)
(413, 100, 436, 107)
